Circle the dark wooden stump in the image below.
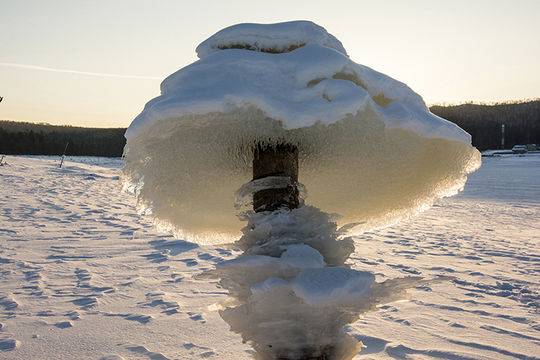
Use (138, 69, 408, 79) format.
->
(252, 143, 299, 212)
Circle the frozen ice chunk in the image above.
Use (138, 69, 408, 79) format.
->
(280, 244, 325, 269)
(291, 267, 374, 306)
(250, 277, 288, 295)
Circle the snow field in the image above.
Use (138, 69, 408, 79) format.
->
(0, 155, 538, 359)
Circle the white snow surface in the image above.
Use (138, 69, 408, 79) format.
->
(196, 20, 348, 58)
(1, 155, 539, 359)
(127, 21, 469, 143)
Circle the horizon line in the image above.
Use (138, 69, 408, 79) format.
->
(2, 97, 539, 129)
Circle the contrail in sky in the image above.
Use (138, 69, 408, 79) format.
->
(0, 62, 161, 80)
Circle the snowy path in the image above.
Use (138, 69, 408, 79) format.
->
(0, 155, 539, 359)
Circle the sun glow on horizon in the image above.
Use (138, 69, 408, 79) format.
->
(1, 0, 539, 127)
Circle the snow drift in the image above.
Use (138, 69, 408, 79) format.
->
(123, 21, 480, 243)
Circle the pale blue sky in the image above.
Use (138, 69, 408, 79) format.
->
(1, 0, 539, 127)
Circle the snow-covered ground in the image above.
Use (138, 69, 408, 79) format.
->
(0, 155, 538, 360)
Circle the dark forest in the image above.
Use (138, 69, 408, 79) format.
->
(430, 99, 539, 150)
(0, 122, 125, 157)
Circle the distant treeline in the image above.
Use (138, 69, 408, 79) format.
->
(1, 100, 539, 156)
(0, 121, 126, 157)
(430, 100, 540, 150)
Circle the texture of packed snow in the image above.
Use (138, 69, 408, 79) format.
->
(196, 20, 348, 58)
(1, 155, 538, 359)
(123, 21, 480, 242)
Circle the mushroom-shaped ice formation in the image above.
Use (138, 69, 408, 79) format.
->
(124, 21, 480, 243)
(123, 20, 481, 359)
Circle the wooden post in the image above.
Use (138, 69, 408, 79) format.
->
(59, 142, 69, 168)
(252, 143, 299, 212)
(252, 144, 339, 360)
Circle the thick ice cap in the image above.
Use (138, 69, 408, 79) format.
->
(123, 21, 481, 244)
(196, 20, 348, 58)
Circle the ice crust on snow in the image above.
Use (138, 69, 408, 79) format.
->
(123, 20, 481, 242)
